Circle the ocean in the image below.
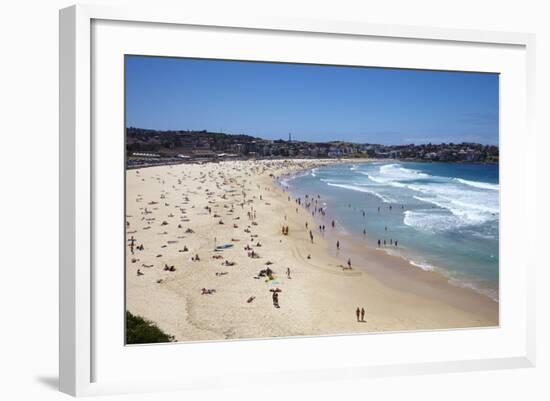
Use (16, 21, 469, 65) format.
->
(280, 161, 499, 301)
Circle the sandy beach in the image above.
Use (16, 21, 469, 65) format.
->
(125, 159, 498, 342)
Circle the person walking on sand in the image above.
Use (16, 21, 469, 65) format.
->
(356, 307, 360, 322)
(273, 291, 280, 308)
(287, 267, 291, 279)
(347, 258, 352, 269)
(336, 240, 340, 251)
(361, 307, 365, 322)
(129, 236, 136, 254)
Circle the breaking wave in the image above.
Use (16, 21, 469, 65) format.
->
(325, 182, 396, 203)
(361, 163, 499, 232)
(455, 178, 499, 191)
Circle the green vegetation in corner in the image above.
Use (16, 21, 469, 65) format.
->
(126, 311, 175, 344)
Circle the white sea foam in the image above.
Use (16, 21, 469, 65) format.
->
(355, 163, 500, 231)
(378, 247, 436, 271)
(387, 245, 498, 301)
(325, 182, 396, 203)
(366, 164, 498, 194)
(448, 278, 499, 302)
(403, 209, 460, 232)
(278, 178, 290, 188)
(287, 162, 499, 302)
(455, 178, 499, 191)
(361, 164, 432, 192)
(409, 260, 436, 271)
(402, 177, 498, 223)
(471, 231, 497, 240)
(406, 253, 498, 301)
(414, 195, 495, 223)
(279, 169, 311, 187)
(411, 259, 499, 301)
(373, 163, 429, 182)
(363, 173, 407, 188)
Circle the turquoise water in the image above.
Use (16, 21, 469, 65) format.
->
(280, 161, 499, 301)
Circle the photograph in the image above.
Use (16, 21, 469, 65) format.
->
(124, 55, 499, 344)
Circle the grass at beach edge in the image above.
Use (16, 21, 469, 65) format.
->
(126, 311, 175, 345)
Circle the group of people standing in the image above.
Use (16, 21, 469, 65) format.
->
(378, 238, 398, 247)
(355, 307, 366, 322)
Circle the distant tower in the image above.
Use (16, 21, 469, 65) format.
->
(288, 132, 292, 142)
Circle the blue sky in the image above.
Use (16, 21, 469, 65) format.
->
(125, 56, 499, 145)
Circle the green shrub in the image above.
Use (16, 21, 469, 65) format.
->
(126, 311, 175, 344)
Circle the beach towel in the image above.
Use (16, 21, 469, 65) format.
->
(215, 243, 234, 250)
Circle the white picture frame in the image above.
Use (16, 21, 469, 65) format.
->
(59, 3, 536, 397)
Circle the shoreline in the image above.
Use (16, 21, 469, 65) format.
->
(275, 163, 498, 320)
(278, 163, 499, 304)
(125, 159, 498, 343)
